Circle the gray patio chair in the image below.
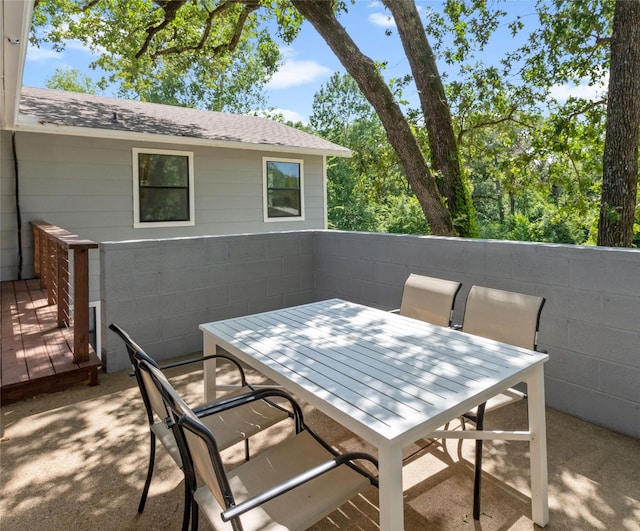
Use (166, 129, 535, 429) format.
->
(139, 354, 380, 531)
(108, 323, 290, 531)
(394, 273, 462, 327)
(459, 286, 546, 520)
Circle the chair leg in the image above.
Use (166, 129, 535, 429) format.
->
(190, 498, 199, 531)
(473, 403, 486, 521)
(138, 431, 157, 513)
(181, 474, 191, 531)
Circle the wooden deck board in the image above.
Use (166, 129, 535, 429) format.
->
(1, 280, 101, 404)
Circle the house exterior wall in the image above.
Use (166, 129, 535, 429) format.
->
(100, 230, 639, 439)
(0, 130, 327, 285)
(1, 131, 20, 281)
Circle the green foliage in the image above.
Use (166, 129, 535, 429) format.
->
(32, 0, 282, 112)
(312, 73, 427, 235)
(31, 0, 636, 245)
(426, 0, 627, 245)
(46, 66, 100, 94)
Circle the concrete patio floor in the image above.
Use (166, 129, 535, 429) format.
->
(1, 356, 638, 530)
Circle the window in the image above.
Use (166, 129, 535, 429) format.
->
(133, 148, 195, 227)
(263, 158, 304, 221)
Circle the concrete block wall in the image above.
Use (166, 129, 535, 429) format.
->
(100, 229, 639, 438)
(314, 231, 640, 439)
(101, 231, 315, 373)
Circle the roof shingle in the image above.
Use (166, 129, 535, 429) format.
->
(18, 87, 351, 156)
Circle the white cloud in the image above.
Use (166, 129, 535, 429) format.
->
(368, 12, 395, 28)
(26, 43, 60, 62)
(549, 75, 609, 102)
(276, 109, 307, 123)
(257, 108, 307, 124)
(267, 47, 332, 89)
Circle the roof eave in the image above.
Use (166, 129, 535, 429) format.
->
(11, 119, 354, 158)
(1, 0, 33, 129)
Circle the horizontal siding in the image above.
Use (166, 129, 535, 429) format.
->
(1, 130, 326, 281)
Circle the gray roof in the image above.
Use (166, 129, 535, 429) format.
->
(18, 87, 351, 157)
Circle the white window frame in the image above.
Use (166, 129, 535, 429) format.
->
(263, 157, 305, 222)
(133, 147, 195, 228)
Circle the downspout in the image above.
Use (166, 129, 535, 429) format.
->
(12, 132, 23, 279)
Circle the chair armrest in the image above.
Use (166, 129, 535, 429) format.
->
(221, 452, 379, 522)
(160, 354, 248, 386)
(193, 387, 303, 430)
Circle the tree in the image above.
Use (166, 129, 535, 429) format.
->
(428, 0, 638, 246)
(32, 0, 638, 243)
(311, 72, 426, 234)
(32, 0, 459, 236)
(597, 0, 640, 247)
(32, 0, 281, 113)
(46, 66, 99, 94)
(291, 0, 456, 236)
(381, 0, 476, 236)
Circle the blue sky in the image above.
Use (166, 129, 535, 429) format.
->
(23, 0, 605, 123)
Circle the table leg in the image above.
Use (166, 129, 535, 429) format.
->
(203, 334, 217, 403)
(527, 364, 549, 526)
(378, 442, 405, 531)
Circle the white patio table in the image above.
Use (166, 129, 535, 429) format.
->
(200, 298, 549, 530)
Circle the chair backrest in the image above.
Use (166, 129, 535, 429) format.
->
(461, 286, 545, 349)
(139, 356, 231, 514)
(399, 274, 462, 327)
(109, 323, 166, 425)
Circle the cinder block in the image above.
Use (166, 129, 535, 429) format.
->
(544, 286, 602, 323)
(228, 238, 267, 262)
(335, 234, 364, 259)
(347, 258, 375, 281)
(187, 285, 229, 311)
(544, 347, 598, 388)
(569, 320, 639, 367)
(267, 274, 301, 296)
(228, 279, 267, 303)
(245, 259, 282, 279)
(392, 239, 427, 268)
(602, 293, 640, 331)
(248, 295, 285, 315)
(267, 237, 302, 258)
(283, 289, 315, 308)
(159, 243, 205, 270)
(284, 253, 314, 274)
(205, 241, 230, 265)
(512, 245, 569, 286)
(373, 261, 408, 286)
(598, 361, 640, 403)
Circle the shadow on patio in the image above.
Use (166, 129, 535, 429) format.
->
(1, 356, 638, 530)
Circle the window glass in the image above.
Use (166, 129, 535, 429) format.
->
(266, 160, 302, 218)
(133, 149, 194, 227)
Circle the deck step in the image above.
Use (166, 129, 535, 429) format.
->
(1, 280, 101, 405)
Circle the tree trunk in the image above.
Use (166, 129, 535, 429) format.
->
(291, 0, 455, 236)
(597, 0, 640, 247)
(383, 0, 477, 237)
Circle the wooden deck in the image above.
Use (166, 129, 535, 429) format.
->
(1, 279, 101, 405)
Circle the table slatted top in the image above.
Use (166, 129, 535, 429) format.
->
(200, 299, 548, 445)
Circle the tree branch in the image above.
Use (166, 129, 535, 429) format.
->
(136, 0, 260, 60)
(136, 0, 187, 59)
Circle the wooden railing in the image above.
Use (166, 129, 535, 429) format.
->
(31, 221, 99, 363)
